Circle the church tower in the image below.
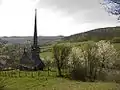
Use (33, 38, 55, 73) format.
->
(31, 9, 45, 70)
(19, 9, 45, 71)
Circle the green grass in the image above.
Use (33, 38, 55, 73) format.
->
(4, 77, 120, 90)
(40, 51, 53, 60)
(40, 45, 53, 61)
(113, 43, 120, 51)
(0, 71, 119, 90)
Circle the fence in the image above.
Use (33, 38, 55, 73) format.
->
(0, 70, 56, 78)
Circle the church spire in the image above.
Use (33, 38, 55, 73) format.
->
(19, 9, 45, 71)
(33, 9, 38, 47)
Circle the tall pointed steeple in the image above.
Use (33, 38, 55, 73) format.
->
(33, 9, 38, 47)
(31, 9, 45, 70)
(19, 9, 45, 71)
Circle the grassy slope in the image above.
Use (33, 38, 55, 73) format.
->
(5, 78, 119, 90)
(40, 45, 53, 61)
(2, 72, 119, 90)
(40, 52, 53, 59)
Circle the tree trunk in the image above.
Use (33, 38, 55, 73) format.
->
(58, 66, 62, 77)
(48, 66, 50, 76)
(93, 68, 97, 81)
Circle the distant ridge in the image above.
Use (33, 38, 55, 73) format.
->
(63, 26, 120, 42)
(0, 36, 64, 45)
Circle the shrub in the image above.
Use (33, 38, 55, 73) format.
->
(70, 67, 86, 81)
(105, 70, 120, 83)
(111, 37, 120, 43)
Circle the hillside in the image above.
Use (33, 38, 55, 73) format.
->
(1, 26, 120, 45)
(63, 26, 120, 42)
(0, 36, 64, 45)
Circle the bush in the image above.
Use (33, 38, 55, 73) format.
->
(111, 37, 120, 43)
(97, 69, 108, 81)
(105, 70, 120, 83)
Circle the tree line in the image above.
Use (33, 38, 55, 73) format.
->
(52, 41, 120, 82)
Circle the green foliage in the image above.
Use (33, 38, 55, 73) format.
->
(53, 44, 71, 76)
(0, 44, 25, 68)
(68, 43, 98, 81)
(68, 40, 118, 81)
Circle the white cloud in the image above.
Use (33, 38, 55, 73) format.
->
(0, 0, 119, 36)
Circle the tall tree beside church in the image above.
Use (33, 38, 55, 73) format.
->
(53, 44, 71, 76)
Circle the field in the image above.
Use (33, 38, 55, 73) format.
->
(0, 71, 119, 90)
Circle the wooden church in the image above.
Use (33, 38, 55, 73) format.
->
(19, 9, 45, 71)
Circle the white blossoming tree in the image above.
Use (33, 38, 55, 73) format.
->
(68, 40, 118, 81)
(68, 43, 99, 81)
(96, 40, 118, 70)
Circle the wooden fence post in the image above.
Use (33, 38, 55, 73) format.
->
(31, 72, 34, 78)
(18, 71, 21, 77)
(25, 72, 27, 77)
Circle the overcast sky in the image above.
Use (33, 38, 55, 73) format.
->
(0, 0, 120, 36)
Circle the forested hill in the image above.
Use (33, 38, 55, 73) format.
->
(0, 36, 64, 45)
(1, 26, 120, 45)
(63, 26, 120, 42)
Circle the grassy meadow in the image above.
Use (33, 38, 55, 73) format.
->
(0, 71, 119, 90)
